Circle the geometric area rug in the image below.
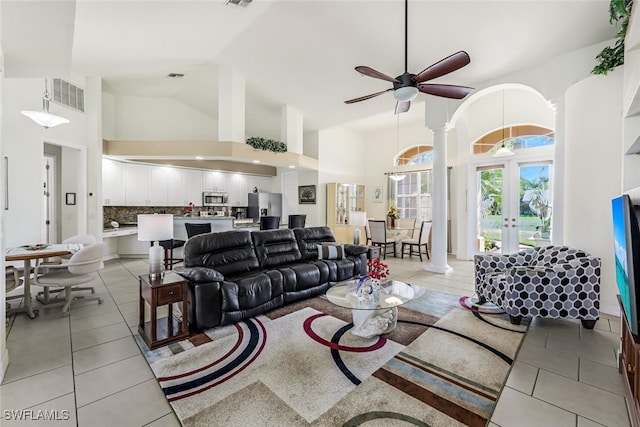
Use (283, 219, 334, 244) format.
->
(139, 289, 529, 427)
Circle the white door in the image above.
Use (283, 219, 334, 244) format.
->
(475, 160, 553, 254)
(42, 155, 56, 243)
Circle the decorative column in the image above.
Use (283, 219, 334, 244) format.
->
(549, 97, 564, 245)
(218, 66, 245, 142)
(281, 105, 303, 154)
(425, 97, 453, 274)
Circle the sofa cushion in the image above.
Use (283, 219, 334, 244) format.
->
(183, 230, 260, 277)
(252, 229, 302, 268)
(532, 246, 589, 267)
(219, 275, 284, 326)
(317, 243, 345, 260)
(294, 226, 337, 261)
(175, 266, 224, 283)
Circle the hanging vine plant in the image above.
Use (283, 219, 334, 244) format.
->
(246, 136, 288, 153)
(592, 0, 633, 75)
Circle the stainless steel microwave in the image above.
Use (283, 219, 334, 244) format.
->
(203, 192, 228, 206)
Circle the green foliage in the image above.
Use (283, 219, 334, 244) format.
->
(592, 0, 633, 75)
(246, 136, 287, 153)
(386, 204, 399, 219)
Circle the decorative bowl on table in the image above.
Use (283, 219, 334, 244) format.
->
(23, 244, 49, 251)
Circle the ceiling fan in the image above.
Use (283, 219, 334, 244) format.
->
(345, 0, 473, 114)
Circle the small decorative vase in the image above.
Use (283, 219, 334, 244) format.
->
(387, 217, 395, 228)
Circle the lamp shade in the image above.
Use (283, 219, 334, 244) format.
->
(21, 110, 70, 128)
(492, 145, 515, 158)
(137, 214, 174, 241)
(393, 86, 419, 102)
(349, 211, 368, 227)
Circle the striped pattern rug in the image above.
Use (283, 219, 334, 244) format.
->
(141, 289, 528, 426)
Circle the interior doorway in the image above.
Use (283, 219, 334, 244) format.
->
(475, 160, 553, 254)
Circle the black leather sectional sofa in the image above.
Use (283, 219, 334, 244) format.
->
(175, 226, 368, 330)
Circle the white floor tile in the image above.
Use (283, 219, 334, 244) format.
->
(144, 412, 182, 427)
(533, 369, 631, 427)
(505, 361, 539, 395)
(70, 310, 126, 334)
(71, 321, 132, 351)
(491, 386, 576, 427)
(579, 358, 627, 396)
(75, 354, 154, 407)
(73, 336, 142, 374)
(76, 379, 172, 427)
(515, 341, 579, 380)
(3, 339, 71, 383)
(0, 365, 74, 410)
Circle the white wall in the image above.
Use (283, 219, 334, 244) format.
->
(3, 78, 91, 247)
(107, 94, 218, 141)
(564, 69, 624, 316)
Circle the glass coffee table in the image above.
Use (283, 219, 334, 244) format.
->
(325, 279, 418, 338)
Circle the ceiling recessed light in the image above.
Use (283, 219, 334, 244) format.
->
(289, 165, 295, 169)
(195, 156, 203, 160)
(252, 160, 261, 163)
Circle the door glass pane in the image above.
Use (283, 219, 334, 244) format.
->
(478, 167, 503, 253)
(519, 164, 552, 247)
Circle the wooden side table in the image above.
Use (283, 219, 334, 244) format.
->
(138, 271, 189, 349)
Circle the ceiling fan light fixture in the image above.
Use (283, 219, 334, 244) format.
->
(21, 79, 70, 129)
(393, 86, 419, 102)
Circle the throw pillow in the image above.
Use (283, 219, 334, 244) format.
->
(317, 243, 345, 260)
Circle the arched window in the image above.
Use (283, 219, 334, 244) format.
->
(472, 125, 554, 155)
(397, 145, 433, 165)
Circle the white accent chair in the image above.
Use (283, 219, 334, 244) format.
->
(401, 221, 432, 261)
(33, 242, 106, 315)
(5, 266, 23, 314)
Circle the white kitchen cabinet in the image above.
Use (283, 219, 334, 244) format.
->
(227, 173, 248, 206)
(183, 169, 203, 206)
(124, 163, 170, 206)
(246, 175, 273, 194)
(102, 158, 125, 206)
(166, 167, 185, 206)
(203, 171, 228, 192)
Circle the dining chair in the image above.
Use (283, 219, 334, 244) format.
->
(260, 216, 281, 230)
(368, 219, 396, 259)
(5, 266, 23, 314)
(398, 218, 417, 238)
(287, 214, 306, 229)
(401, 221, 432, 261)
(185, 222, 212, 238)
(365, 221, 372, 245)
(32, 242, 106, 315)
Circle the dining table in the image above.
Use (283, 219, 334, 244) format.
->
(5, 243, 83, 318)
(386, 225, 418, 254)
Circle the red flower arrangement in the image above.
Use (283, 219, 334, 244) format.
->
(367, 258, 389, 281)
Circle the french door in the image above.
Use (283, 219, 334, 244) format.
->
(475, 160, 552, 254)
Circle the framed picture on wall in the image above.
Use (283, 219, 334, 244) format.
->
(299, 185, 316, 204)
(373, 186, 383, 203)
(66, 192, 76, 205)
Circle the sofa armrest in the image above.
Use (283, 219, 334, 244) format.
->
(175, 266, 224, 283)
(344, 244, 368, 257)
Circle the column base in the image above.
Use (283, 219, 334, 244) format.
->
(424, 262, 453, 274)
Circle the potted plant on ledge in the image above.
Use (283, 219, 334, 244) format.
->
(387, 203, 399, 228)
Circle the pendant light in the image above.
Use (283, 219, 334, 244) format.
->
(21, 79, 70, 129)
(388, 115, 407, 181)
(493, 89, 514, 158)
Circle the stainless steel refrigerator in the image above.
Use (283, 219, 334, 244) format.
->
(247, 193, 282, 223)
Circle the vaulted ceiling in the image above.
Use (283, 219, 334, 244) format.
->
(1, 1, 617, 138)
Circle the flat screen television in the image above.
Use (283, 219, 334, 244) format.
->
(612, 194, 640, 336)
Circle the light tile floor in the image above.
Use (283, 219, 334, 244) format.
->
(0, 255, 632, 427)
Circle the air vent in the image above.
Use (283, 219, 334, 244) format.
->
(225, 0, 252, 7)
(51, 78, 85, 113)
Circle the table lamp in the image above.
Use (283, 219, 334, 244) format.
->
(137, 214, 173, 280)
(349, 211, 367, 245)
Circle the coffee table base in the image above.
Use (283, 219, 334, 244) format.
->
(351, 307, 398, 338)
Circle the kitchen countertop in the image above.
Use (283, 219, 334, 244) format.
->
(174, 216, 234, 221)
(102, 226, 137, 237)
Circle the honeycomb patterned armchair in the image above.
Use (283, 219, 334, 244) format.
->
(474, 246, 601, 329)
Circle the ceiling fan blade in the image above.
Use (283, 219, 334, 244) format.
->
(412, 51, 471, 84)
(344, 88, 393, 104)
(355, 66, 400, 83)
(418, 83, 473, 100)
(395, 101, 410, 114)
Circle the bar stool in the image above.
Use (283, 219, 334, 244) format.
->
(287, 214, 306, 229)
(158, 239, 185, 270)
(260, 216, 281, 230)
